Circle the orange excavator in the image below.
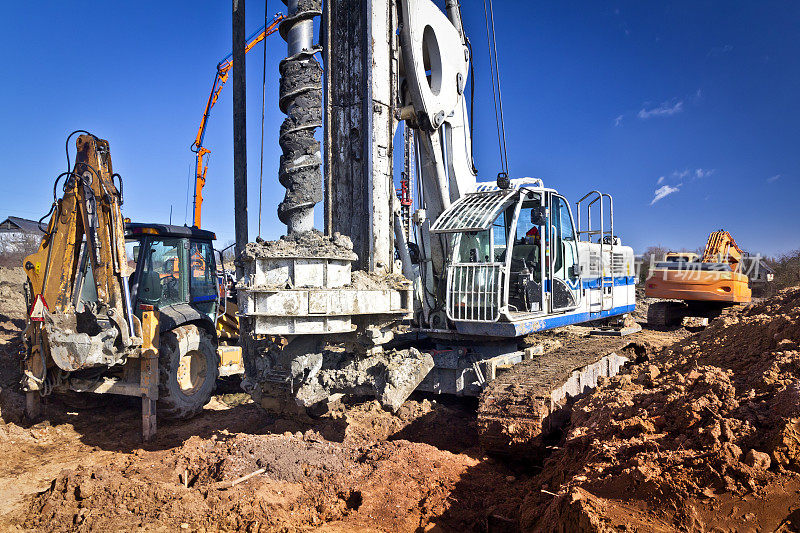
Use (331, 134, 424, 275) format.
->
(645, 229, 756, 326)
(190, 13, 284, 228)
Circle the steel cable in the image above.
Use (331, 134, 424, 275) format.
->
(482, 0, 509, 177)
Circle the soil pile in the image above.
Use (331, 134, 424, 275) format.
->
(0, 267, 26, 412)
(5, 259, 798, 531)
(242, 230, 357, 261)
(632, 286, 655, 323)
(19, 400, 525, 532)
(523, 287, 800, 531)
(0, 267, 26, 320)
(350, 270, 410, 290)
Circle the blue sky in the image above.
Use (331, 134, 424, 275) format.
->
(1, 1, 798, 256)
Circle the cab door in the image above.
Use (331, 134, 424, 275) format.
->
(188, 239, 218, 320)
(548, 194, 581, 311)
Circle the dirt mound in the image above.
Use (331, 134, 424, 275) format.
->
(242, 229, 357, 260)
(0, 267, 26, 415)
(20, 420, 520, 532)
(523, 287, 800, 531)
(0, 267, 26, 320)
(7, 259, 798, 531)
(350, 270, 410, 290)
(334, 397, 479, 453)
(631, 287, 653, 322)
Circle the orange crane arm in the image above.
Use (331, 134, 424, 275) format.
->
(190, 13, 284, 228)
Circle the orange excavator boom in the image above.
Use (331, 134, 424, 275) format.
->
(190, 13, 284, 228)
(700, 229, 744, 266)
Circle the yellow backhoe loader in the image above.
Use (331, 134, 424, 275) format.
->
(22, 132, 241, 438)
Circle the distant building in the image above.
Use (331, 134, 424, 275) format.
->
(1, 216, 44, 234)
(0, 216, 44, 256)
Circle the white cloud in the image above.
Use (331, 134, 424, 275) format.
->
(614, 115, 624, 127)
(650, 184, 680, 205)
(767, 174, 781, 183)
(665, 168, 713, 181)
(673, 169, 691, 180)
(650, 168, 714, 205)
(707, 44, 733, 58)
(694, 168, 714, 179)
(638, 100, 684, 119)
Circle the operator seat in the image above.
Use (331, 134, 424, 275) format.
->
(138, 271, 163, 305)
(510, 243, 541, 281)
(507, 241, 543, 312)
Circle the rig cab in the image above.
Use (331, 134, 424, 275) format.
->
(431, 178, 636, 337)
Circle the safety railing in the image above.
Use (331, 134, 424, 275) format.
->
(576, 191, 615, 313)
(445, 263, 504, 322)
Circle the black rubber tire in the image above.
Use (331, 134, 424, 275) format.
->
(158, 325, 219, 420)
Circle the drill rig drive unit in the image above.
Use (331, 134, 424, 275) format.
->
(236, 0, 638, 428)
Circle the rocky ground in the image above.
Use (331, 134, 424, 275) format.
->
(1, 266, 798, 531)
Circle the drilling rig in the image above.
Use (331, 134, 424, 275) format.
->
(233, 0, 640, 453)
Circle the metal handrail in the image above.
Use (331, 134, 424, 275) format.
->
(576, 191, 615, 315)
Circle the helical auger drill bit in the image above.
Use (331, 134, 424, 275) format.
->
(277, 0, 323, 234)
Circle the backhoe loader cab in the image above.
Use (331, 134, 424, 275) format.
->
(124, 222, 219, 328)
(431, 178, 636, 337)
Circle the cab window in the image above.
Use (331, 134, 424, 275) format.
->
(514, 194, 542, 243)
(124, 239, 141, 274)
(189, 240, 217, 315)
(492, 210, 508, 262)
(457, 230, 491, 263)
(510, 197, 543, 281)
(138, 238, 184, 307)
(551, 195, 578, 282)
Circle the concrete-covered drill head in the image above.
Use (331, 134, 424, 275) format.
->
(278, 0, 323, 234)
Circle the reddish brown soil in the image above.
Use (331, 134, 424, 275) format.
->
(0, 261, 520, 532)
(521, 287, 800, 531)
(2, 266, 799, 532)
(1, 395, 523, 532)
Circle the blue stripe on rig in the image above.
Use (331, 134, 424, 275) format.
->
(453, 304, 637, 337)
(581, 276, 636, 289)
(543, 276, 635, 292)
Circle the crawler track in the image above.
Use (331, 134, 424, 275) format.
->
(477, 332, 646, 458)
